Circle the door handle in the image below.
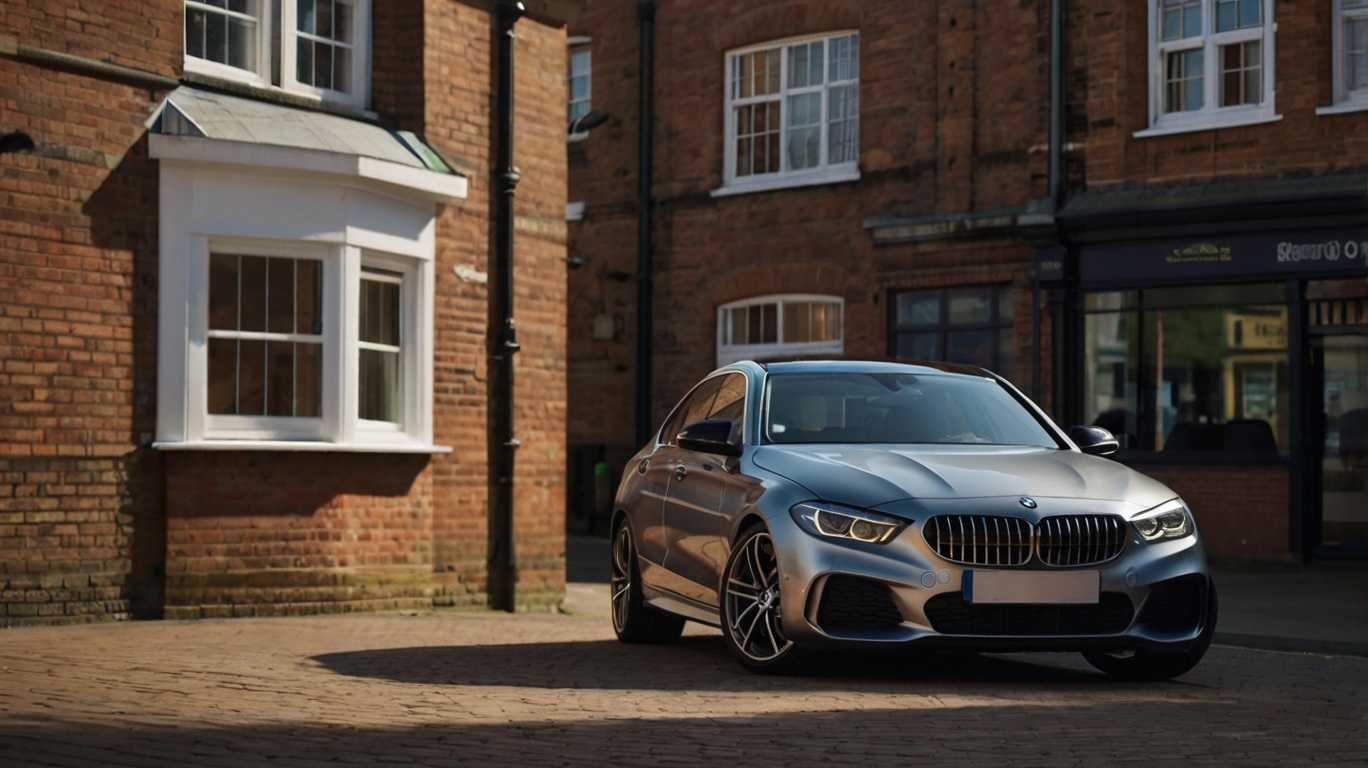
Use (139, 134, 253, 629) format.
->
(674, 465, 687, 482)
(637, 458, 649, 475)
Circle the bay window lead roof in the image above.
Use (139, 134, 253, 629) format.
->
(150, 85, 455, 173)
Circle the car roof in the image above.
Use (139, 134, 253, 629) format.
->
(755, 358, 994, 378)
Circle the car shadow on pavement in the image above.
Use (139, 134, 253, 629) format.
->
(312, 635, 1112, 692)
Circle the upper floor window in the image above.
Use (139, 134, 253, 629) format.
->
(1138, 0, 1277, 136)
(717, 295, 843, 366)
(1329, 0, 1368, 111)
(568, 40, 592, 140)
(716, 32, 859, 196)
(184, 0, 370, 109)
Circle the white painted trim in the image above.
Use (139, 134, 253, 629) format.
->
(149, 134, 467, 201)
(1316, 101, 1368, 116)
(712, 166, 860, 197)
(154, 440, 452, 453)
(1132, 112, 1282, 138)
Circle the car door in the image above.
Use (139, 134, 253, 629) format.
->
(632, 376, 723, 587)
(662, 372, 749, 607)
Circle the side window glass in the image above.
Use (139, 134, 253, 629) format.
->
(662, 377, 723, 445)
(708, 373, 747, 424)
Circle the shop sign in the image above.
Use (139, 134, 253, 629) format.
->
(1080, 228, 1368, 284)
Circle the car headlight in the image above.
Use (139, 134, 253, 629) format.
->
(790, 502, 908, 544)
(1130, 499, 1195, 543)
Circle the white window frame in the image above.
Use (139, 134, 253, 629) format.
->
(183, 0, 272, 88)
(282, 0, 371, 109)
(568, 37, 592, 142)
(714, 32, 860, 197)
(716, 294, 844, 366)
(1320, 0, 1368, 115)
(151, 136, 451, 453)
(182, 0, 371, 110)
(1136, 0, 1279, 138)
(202, 239, 336, 442)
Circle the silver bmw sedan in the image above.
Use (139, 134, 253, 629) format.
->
(611, 359, 1216, 680)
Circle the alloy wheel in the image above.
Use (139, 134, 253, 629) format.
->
(724, 529, 792, 661)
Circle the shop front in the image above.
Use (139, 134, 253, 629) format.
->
(1047, 184, 1368, 562)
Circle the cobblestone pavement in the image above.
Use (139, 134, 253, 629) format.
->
(1, 612, 1366, 767)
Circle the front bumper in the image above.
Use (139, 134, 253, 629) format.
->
(771, 506, 1212, 653)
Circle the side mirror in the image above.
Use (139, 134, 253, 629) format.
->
(677, 418, 742, 457)
(1070, 425, 1120, 456)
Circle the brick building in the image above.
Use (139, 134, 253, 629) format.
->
(1, 0, 578, 626)
(566, 0, 1367, 563)
(565, 0, 1055, 536)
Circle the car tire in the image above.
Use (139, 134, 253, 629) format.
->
(720, 522, 812, 675)
(610, 518, 685, 644)
(1083, 580, 1218, 682)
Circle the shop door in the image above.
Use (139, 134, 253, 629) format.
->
(1314, 334, 1368, 555)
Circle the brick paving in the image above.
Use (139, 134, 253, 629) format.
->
(1, 610, 1366, 766)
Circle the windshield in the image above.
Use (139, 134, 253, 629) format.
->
(762, 372, 1061, 448)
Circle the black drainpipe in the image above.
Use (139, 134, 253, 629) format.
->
(489, 0, 524, 613)
(634, 1, 656, 448)
(1034, 0, 1066, 405)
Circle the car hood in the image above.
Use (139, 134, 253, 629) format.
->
(750, 444, 1175, 510)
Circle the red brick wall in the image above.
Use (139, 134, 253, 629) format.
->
(0, 1, 175, 625)
(1140, 467, 1290, 558)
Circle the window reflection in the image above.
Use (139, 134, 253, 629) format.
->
(1083, 285, 1288, 456)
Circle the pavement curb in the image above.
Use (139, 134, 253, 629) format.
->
(1215, 633, 1368, 659)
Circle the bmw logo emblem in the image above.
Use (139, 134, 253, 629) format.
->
(1019, 497, 1037, 509)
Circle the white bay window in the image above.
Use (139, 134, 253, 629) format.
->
(150, 88, 464, 452)
(717, 295, 844, 366)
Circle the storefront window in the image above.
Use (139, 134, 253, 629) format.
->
(1083, 283, 1289, 456)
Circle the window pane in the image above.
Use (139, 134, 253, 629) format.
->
(268, 257, 295, 334)
(828, 84, 858, 164)
(946, 329, 993, 368)
(359, 348, 400, 422)
(296, 37, 313, 85)
(895, 331, 938, 360)
(316, 0, 333, 38)
(267, 340, 296, 416)
(209, 254, 240, 331)
(1084, 311, 1139, 446)
(334, 0, 351, 43)
(227, 17, 254, 69)
(1239, 0, 1260, 28)
(208, 338, 238, 414)
(298, 0, 315, 32)
(897, 292, 940, 326)
(1166, 49, 1205, 112)
(296, 342, 322, 417)
(829, 34, 857, 82)
(361, 279, 400, 345)
(314, 40, 333, 89)
(239, 255, 267, 332)
(297, 259, 322, 335)
(997, 286, 1015, 323)
(789, 43, 811, 88)
(206, 11, 227, 62)
(238, 339, 266, 415)
(1217, 0, 1236, 32)
(187, 9, 206, 59)
(784, 302, 811, 342)
(1221, 41, 1260, 107)
(948, 289, 992, 325)
(762, 303, 778, 344)
(333, 45, 350, 93)
(1162, 0, 1201, 40)
(1348, 19, 1368, 92)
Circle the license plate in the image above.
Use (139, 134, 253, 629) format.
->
(964, 570, 1100, 604)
